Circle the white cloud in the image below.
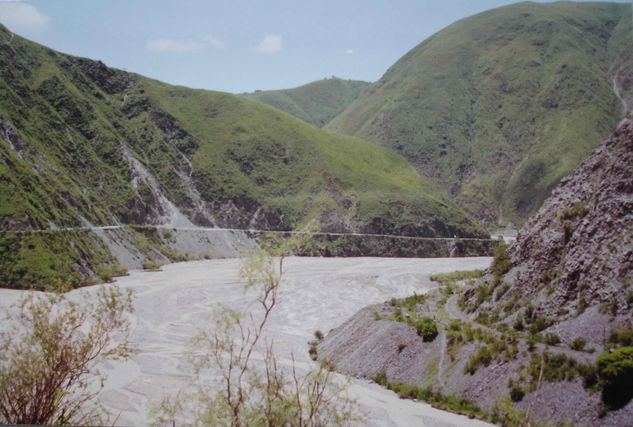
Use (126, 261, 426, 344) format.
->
(147, 35, 226, 53)
(202, 35, 225, 49)
(346, 49, 354, 54)
(256, 34, 282, 54)
(0, 1, 50, 32)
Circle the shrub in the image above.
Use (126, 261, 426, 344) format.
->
(529, 317, 551, 335)
(510, 385, 525, 402)
(609, 325, 633, 347)
(465, 346, 492, 374)
(561, 203, 589, 221)
(492, 243, 511, 278)
(476, 284, 491, 303)
(413, 318, 438, 342)
(372, 370, 388, 386)
(596, 347, 633, 409)
(0, 286, 134, 424)
(308, 343, 318, 361)
(545, 333, 561, 346)
(113, 264, 129, 276)
(165, 232, 358, 426)
(142, 260, 162, 270)
(513, 318, 524, 331)
(96, 266, 114, 282)
(571, 337, 586, 351)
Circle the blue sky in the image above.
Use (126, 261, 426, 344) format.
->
(0, 0, 628, 93)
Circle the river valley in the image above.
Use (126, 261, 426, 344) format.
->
(0, 257, 493, 426)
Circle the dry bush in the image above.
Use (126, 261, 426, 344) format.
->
(0, 285, 134, 425)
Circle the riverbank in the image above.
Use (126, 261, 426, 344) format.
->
(0, 256, 493, 426)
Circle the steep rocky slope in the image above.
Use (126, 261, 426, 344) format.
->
(242, 77, 370, 127)
(318, 120, 633, 425)
(329, 1, 633, 226)
(0, 25, 488, 289)
(463, 118, 633, 352)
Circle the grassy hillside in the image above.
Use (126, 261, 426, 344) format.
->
(242, 77, 369, 127)
(0, 24, 487, 288)
(329, 1, 633, 225)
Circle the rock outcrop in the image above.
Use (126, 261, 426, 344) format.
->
(465, 119, 633, 350)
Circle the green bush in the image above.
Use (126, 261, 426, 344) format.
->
(545, 333, 561, 346)
(571, 337, 586, 351)
(596, 347, 633, 409)
(492, 243, 511, 278)
(608, 326, 633, 347)
(513, 318, 524, 331)
(113, 264, 129, 276)
(141, 260, 162, 270)
(529, 317, 551, 335)
(509, 385, 525, 402)
(96, 267, 114, 283)
(413, 318, 438, 342)
(465, 346, 493, 374)
(372, 370, 388, 386)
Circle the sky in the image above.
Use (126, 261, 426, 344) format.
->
(0, 0, 629, 94)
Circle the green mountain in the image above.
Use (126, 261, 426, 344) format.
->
(242, 77, 370, 127)
(0, 24, 487, 289)
(329, 1, 633, 226)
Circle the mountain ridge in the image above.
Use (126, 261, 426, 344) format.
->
(242, 77, 370, 127)
(329, 1, 633, 226)
(0, 23, 488, 289)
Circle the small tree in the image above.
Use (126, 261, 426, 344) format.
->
(154, 230, 358, 426)
(0, 285, 134, 425)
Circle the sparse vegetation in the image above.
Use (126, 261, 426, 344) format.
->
(387, 294, 438, 342)
(571, 337, 586, 351)
(0, 286, 134, 424)
(142, 260, 162, 270)
(153, 232, 359, 426)
(429, 269, 484, 286)
(464, 346, 493, 374)
(561, 203, 589, 221)
(608, 325, 633, 348)
(371, 371, 486, 421)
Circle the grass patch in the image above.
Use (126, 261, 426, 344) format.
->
(141, 260, 162, 270)
(371, 371, 487, 421)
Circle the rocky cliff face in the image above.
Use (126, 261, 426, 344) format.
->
(464, 119, 633, 350)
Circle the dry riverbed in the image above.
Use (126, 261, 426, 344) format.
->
(0, 256, 493, 426)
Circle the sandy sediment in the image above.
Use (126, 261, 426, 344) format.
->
(0, 256, 493, 426)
